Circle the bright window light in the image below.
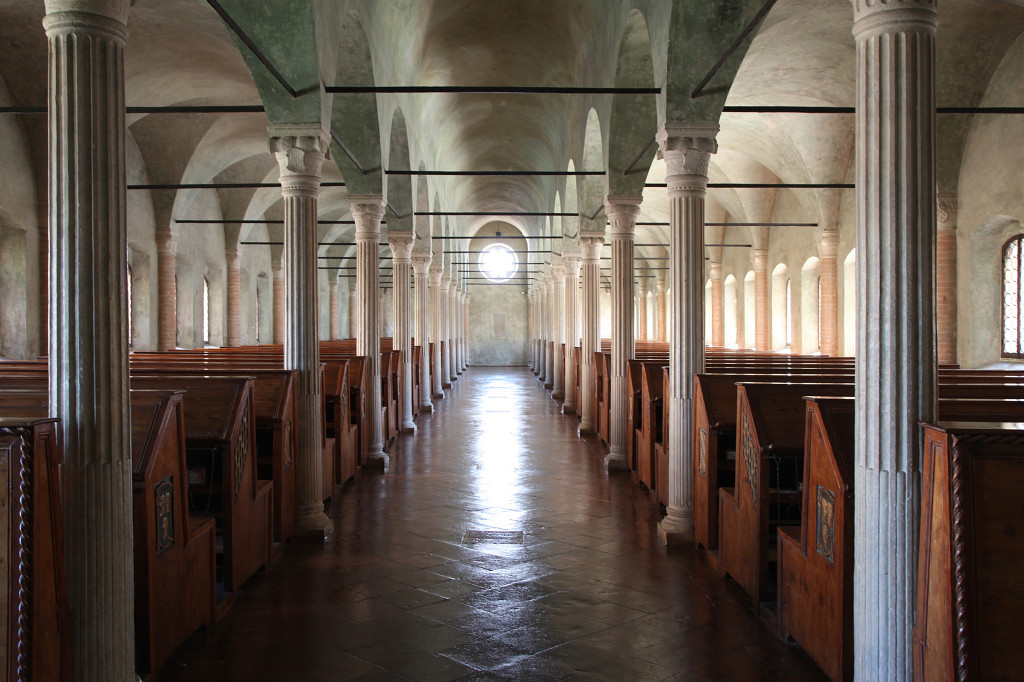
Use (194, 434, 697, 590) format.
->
(478, 243, 518, 283)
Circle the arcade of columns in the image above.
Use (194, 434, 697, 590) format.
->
(47, 0, 943, 680)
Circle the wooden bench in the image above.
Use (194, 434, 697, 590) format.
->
(915, 421, 1024, 682)
(130, 390, 216, 676)
(718, 381, 854, 607)
(777, 397, 855, 682)
(632, 360, 668, 492)
(130, 376, 272, 599)
(0, 417, 70, 682)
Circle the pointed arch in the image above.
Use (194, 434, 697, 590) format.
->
(579, 108, 605, 229)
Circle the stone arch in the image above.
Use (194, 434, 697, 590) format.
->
(607, 9, 658, 195)
(801, 256, 821, 354)
(385, 107, 414, 233)
(771, 262, 790, 351)
(579, 108, 605, 229)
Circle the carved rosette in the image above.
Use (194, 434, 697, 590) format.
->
(268, 126, 328, 196)
(937, 193, 959, 231)
(656, 122, 719, 197)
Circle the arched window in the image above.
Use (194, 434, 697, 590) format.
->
(256, 282, 263, 344)
(785, 278, 793, 348)
(1002, 234, 1024, 358)
(202, 277, 211, 346)
(817, 277, 822, 348)
(127, 263, 133, 348)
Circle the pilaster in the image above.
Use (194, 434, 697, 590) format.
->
(389, 232, 417, 433)
(752, 249, 770, 351)
(226, 246, 241, 346)
(350, 194, 388, 468)
(270, 126, 332, 535)
(852, 2, 937, 678)
(605, 195, 642, 471)
(655, 122, 718, 545)
(816, 229, 840, 356)
(709, 261, 723, 347)
(45, 2, 136, 677)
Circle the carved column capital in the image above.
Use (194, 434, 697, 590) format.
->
(428, 264, 443, 283)
(578, 231, 605, 260)
(852, 0, 937, 38)
(388, 232, 416, 262)
(440, 272, 452, 289)
(269, 126, 328, 193)
(657, 122, 719, 197)
(349, 194, 386, 241)
(751, 249, 769, 271)
(816, 229, 840, 259)
(411, 251, 432, 274)
(43, 0, 130, 37)
(562, 252, 582, 276)
(605, 196, 642, 239)
(708, 261, 722, 281)
(156, 229, 178, 254)
(552, 264, 566, 282)
(656, 278, 666, 294)
(937, 192, 959, 230)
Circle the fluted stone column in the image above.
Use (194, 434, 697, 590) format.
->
(328, 278, 339, 340)
(936, 193, 958, 365)
(448, 280, 458, 381)
(816, 229, 840, 356)
(528, 289, 537, 373)
(440, 273, 453, 388)
(552, 264, 566, 400)
(543, 272, 555, 389)
(453, 286, 462, 375)
(351, 195, 388, 468)
(709, 262, 723, 347)
(656, 277, 667, 342)
(430, 265, 446, 397)
(389, 233, 416, 433)
(752, 249, 770, 351)
(852, 3, 936, 679)
(460, 290, 469, 371)
(539, 279, 549, 383)
(270, 127, 332, 535)
(157, 229, 177, 350)
(272, 259, 285, 344)
(637, 279, 648, 342)
(45, 2, 135, 677)
(578, 234, 604, 435)
(412, 252, 433, 413)
(226, 246, 241, 346)
(348, 279, 357, 340)
(605, 196, 641, 470)
(656, 123, 717, 544)
(562, 253, 581, 414)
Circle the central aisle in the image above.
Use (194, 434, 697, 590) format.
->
(162, 367, 825, 681)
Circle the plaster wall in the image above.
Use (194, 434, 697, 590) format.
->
(127, 132, 158, 351)
(174, 190, 227, 348)
(957, 30, 1024, 369)
(467, 283, 527, 366)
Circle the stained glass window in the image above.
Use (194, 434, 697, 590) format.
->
(1003, 235, 1023, 358)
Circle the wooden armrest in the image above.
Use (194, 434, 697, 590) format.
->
(255, 480, 274, 498)
(719, 486, 735, 502)
(188, 516, 216, 539)
(778, 525, 801, 545)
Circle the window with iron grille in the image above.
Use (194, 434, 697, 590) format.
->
(1002, 234, 1023, 358)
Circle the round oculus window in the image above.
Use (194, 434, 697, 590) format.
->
(478, 243, 518, 282)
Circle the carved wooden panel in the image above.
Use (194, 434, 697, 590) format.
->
(741, 410, 757, 507)
(155, 478, 174, 556)
(233, 401, 249, 501)
(698, 428, 708, 477)
(815, 485, 835, 563)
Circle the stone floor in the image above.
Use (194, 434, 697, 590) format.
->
(158, 367, 827, 681)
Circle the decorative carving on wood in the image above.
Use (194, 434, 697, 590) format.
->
(1, 424, 35, 680)
(816, 486, 835, 562)
(283, 423, 293, 470)
(950, 436, 968, 682)
(741, 410, 757, 507)
(155, 478, 174, 556)
(698, 428, 708, 477)
(234, 401, 250, 500)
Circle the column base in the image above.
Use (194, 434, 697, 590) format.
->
(562, 402, 576, 415)
(364, 448, 390, 471)
(442, 382, 452, 389)
(400, 421, 416, 434)
(456, 370, 463, 375)
(544, 381, 553, 390)
(657, 508, 694, 546)
(604, 448, 628, 471)
(432, 390, 444, 399)
(420, 402, 433, 413)
(552, 389, 564, 400)
(295, 506, 334, 540)
(578, 421, 595, 437)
